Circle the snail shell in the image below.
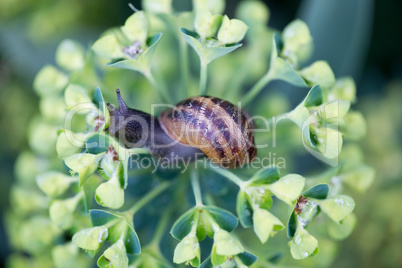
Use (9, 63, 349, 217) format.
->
(159, 96, 256, 168)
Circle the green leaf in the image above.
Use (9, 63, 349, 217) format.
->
(180, 28, 242, 64)
(217, 15, 248, 45)
(36, 171, 74, 197)
(56, 39, 85, 71)
(33, 65, 68, 96)
(304, 85, 323, 107)
(339, 165, 375, 192)
(72, 225, 109, 250)
(327, 213, 357, 240)
(249, 167, 280, 185)
(266, 174, 305, 205)
(302, 184, 329, 199)
(170, 208, 197, 240)
(290, 228, 318, 260)
(56, 130, 86, 159)
(236, 191, 253, 228)
(287, 212, 297, 238)
(268, 34, 307, 87)
(253, 208, 284, 243)
(300, 61, 335, 88)
(319, 195, 355, 222)
(236, 251, 258, 266)
(206, 206, 238, 233)
(107, 33, 162, 73)
(124, 225, 141, 255)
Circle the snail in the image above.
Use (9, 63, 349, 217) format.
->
(106, 89, 257, 168)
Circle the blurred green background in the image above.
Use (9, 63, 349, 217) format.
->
(0, 0, 401, 267)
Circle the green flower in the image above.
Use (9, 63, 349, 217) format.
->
(173, 232, 200, 266)
(92, 11, 149, 60)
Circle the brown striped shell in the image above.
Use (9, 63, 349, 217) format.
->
(159, 96, 257, 168)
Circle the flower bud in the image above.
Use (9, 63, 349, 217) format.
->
(193, 0, 225, 14)
(142, 0, 172, 14)
(194, 10, 222, 41)
(217, 15, 248, 45)
(236, 0, 270, 26)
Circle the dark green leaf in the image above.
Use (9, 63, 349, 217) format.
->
(124, 225, 141, 255)
(287, 212, 297, 237)
(86, 133, 110, 154)
(236, 191, 253, 228)
(237, 251, 258, 266)
(206, 206, 238, 233)
(250, 167, 280, 185)
(304, 85, 323, 107)
(90, 209, 120, 226)
(170, 208, 196, 240)
(199, 257, 213, 268)
(302, 184, 329, 199)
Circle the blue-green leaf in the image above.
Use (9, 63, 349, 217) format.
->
(206, 206, 238, 233)
(170, 208, 197, 240)
(250, 167, 280, 185)
(237, 251, 258, 266)
(180, 28, 242, 64)
(304, 85, 323, 107)
(90, 209, 120, 226)
(199, 257, 213, 268)
(124, 225, 141, 255)
(302, 184, 329, 199)
(85, 133, 110, 154)
(236, 191, 253, 228)
(268, 34, 307, 87)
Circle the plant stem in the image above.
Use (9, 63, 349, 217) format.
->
(242, 70, 273, 107)
(191, 170, 203, 207)
(150, 208, 171, 246)
(199, 60, 208, 95)
(209, 166, 245, 188)
(144, 70, 171, 104)
(179, 39, 190, 98)
(129, 181, 171, 214)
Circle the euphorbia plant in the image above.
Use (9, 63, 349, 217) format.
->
(6, 0, 374, 268)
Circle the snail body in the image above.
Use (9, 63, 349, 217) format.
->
(107, 90, 256, 168)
